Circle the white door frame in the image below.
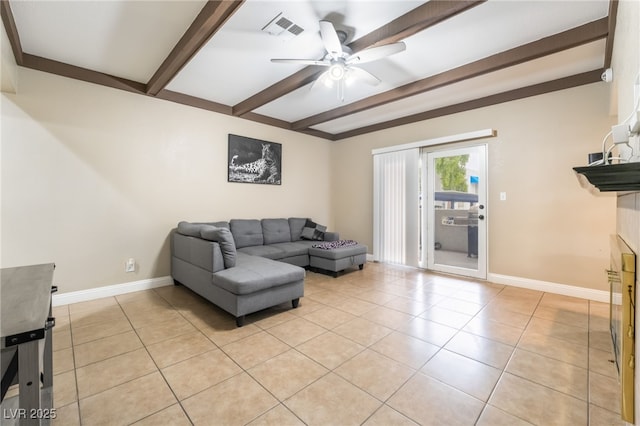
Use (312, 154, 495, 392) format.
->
(421, 144, 487, 279)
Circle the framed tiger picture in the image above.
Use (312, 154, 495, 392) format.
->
(227, 134, 282, 185)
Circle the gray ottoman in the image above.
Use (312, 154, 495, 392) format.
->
(309, 243, 367, 277)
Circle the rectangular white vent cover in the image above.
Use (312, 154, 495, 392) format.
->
(262, 12, 304, 40)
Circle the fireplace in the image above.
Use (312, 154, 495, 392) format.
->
(609, 234, 636, 423)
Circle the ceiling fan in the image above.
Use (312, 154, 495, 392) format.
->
(271, 20, 406, 101)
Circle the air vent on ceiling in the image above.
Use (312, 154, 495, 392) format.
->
(262, 12, 304, 40)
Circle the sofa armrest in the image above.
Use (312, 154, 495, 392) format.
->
(323, 231, 340, 242)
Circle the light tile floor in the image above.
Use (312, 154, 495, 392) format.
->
(20, 262, 627, 425)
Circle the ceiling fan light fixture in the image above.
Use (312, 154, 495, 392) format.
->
(271, 19, 404, 101)
(345, 72, 356, 86)
(328, 63, 346, 81)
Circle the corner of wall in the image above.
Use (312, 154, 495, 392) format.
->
(1, 19, 18, 94)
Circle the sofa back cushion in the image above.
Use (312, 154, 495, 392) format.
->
(177, 221, 204, 237)
(288, 217, 307, 241)
(200, 226, 236, 268)
(200, 221, 230, 230)
(262, 219, 291, 244)
(172, 230, 225, 273)
(230, 219, 264, 248)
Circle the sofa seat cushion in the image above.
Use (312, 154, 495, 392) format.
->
(238, 242, 311, 260)
(237, 245, 285, 260)
(212, 253, 305, 295)
(268, 242, 311, 257)
(290, 240, 318, 249)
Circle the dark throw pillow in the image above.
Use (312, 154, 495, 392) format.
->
(301, 219, 327, 241)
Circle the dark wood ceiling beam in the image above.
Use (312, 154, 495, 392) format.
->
(146, 0, 245, 96)
(293, 18, 609, 131)
(296, 128, 336, 140)
(156, 89, 232, 115)
(22, 54, 147, 94)
(232, 67, 326, 117)
(240, 112, 333, 139)
(604, 0, 618, 68)
(1, 0, 24, 65)
(333, 69, 603, 140)
(231, 0, 486, 117)
(349, 0, 484, 51)
(154, 90, 336, 139)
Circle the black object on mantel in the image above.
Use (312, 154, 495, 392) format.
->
(573, 162, 640, 192)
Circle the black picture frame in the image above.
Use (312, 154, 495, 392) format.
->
(227, 134, 282, 185)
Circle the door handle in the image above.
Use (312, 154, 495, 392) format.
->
(479, 205, 485, 210)
(478, 215, 485, 220)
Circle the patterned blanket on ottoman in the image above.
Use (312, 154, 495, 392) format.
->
(312, 240, 359, 250)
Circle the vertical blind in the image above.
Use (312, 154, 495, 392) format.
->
(373, 148, 420, 267)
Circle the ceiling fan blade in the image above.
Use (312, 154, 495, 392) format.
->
(271, 59, 330, 66)
(319, 20, 343, 59)
(309, 70, 330, 91)
(348, 66, 381, 86)
(337, 77, 345, 102)
(346, 42, 406, 65)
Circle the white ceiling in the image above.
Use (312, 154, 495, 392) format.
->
(5, 0, 612, 140)
(167, 0, 424, 105)
(10, 0, 207, 82)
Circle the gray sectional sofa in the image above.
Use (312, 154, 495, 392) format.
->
(170, 218, 339, 326)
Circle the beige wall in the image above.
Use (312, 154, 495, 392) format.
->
(1, 68, 332, 294)
(331, 82, 617, 291)
(0, 69, 618, 296)
(4, 6, 637, 296)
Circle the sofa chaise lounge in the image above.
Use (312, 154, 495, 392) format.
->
(170, 218, 340, 326)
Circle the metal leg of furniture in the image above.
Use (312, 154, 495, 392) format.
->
(1, 348, 18, 401)
(17, 340, 40, 426)
(43, 324, 53, 389)
(41, 328, 54, 425)
(1, 265, 56, 426)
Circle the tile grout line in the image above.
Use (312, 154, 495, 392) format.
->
(55, 267, 618, 425)
(54, 305, 83, 424)
(81, 292, 193, 425)
(143, 285, 238, 425)
(137, 287, 209, 425)
(470, 284, 539, 425)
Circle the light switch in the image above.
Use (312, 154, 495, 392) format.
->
(500, 192, 507, 201)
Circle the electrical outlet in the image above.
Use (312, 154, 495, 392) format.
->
(125, 258, 136, 273)
(500, 192, 507, 201)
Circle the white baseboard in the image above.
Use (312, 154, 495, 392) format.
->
(51, 271, 609, 307)
(52, 276, 173, 306)
(487, 273, 609, 303)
